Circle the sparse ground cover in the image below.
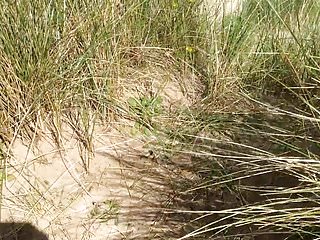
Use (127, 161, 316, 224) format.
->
(0, 0, 320, 239)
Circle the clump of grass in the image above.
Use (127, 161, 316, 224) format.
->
(160, 0, 320, 239)
(0, 0, 209, 145)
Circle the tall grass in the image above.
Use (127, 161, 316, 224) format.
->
(1, 0, 320, 239)
(0, 0, 208, 145)
(162, 0, 320, 239)
(0, 0, 210, 234)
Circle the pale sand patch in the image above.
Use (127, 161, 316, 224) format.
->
(1, 125, 173, 239)
(203, 0, 244, 20)
(114, 50, 203, 112)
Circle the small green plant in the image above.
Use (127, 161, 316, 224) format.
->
(90, 200, 120, 223)
(127, 95, 163, 135)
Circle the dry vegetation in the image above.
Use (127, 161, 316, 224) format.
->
(0, 0, 320, 239)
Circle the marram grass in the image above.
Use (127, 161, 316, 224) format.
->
(0, 0, 320, 239)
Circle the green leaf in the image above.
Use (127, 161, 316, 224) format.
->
(127, 97, 138, 107)
(141, 97, 148, 107)
(154, 96, 163, 105)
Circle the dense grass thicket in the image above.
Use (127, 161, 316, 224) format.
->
(0, 0, 206, 145)
(1, 0, 320, 239)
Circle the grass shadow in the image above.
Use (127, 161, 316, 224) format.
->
(0, 222, 48, 240)
(100, 147, 209, 239)
(154, 106, 320, 239)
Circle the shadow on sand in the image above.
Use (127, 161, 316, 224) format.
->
(109, 108, 320, 239)
(0, 222, 48, 240)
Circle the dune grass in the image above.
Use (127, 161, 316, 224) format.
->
(161, 0, 320, 239)
(0, 0, 206, 144)
(0, 0, 320, 239)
